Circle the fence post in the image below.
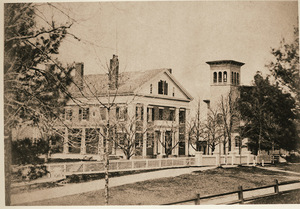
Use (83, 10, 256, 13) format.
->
(146, 159, 149, 169)
(63, 164, 67, 178)
(247, 154, 250, 166)
(262, 160, 264, 167)
(253, 158, 256, 167)
(238, 186, 244, 204)
(274, 179, 279, 194)
(195, 194, 200, 205)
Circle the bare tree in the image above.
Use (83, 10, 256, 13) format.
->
(188, 99, 205, 152)
(203, 107, 223, 156)
(219, 90, 239, 163)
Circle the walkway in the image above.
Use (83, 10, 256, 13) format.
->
(11, 165, 300, 205)
(11, 166, 217, 205)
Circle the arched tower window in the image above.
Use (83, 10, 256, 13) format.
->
(218, 72, 222, 83)
(213, 72, 217, 83)
(237, 73, 240, 85)
(223, 71, 227, 83)
(234, 72, 237, 85)
(231, 72, 234, 84)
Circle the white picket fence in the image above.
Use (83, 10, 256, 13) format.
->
(44, 153, 256, 178)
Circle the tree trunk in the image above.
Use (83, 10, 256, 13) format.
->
(218, 139, 222, 167)
(4, 133, 12, 206)
(104, 116, 110, 205)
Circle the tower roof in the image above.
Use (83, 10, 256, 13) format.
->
(206, 60, 245, 66)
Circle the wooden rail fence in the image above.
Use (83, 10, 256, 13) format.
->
(162, 179, 300, 205)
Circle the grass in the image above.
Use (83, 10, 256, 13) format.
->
(21, 166, 298, 206)
(272, 163, 300, 173)
(249, 189, 300, 204)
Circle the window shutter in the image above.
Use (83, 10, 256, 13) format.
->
(164, 82, 168, 95)
(86, 108, 89, 121)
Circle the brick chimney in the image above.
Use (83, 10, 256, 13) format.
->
(109, 55, 119, 90)
(74, 62, 84, 90)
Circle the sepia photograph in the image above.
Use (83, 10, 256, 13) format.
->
(2, 0, 300, 206)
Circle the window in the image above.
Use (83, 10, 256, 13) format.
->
(235, 136, 241, 148)
(79, 108, 89, 121)
(150, 84, 152, 94)
(223, 71, 227, 83)
(147, 132, 154, 148)
(231, 72, 234, 84)
(172, 87, 175, 97)
(100, 107, 106, 120)
(179, 110, 185, 123)
(169, 109, 175, 121)
(218, 72, 222, 83)
(135, 133, 143, 156)
(66, 109, 73, 121)
(234, 72, 237, 85)
(136, 105, 143, 121)
(217, 113, 223, 125)
(158, 80, 168, 95)
(237, 73, 240, 85)
(116, 106, 127, 121)
(159, 108, 164, 120)
(213, 72, 217, 83)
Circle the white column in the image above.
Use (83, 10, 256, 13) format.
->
(174, 108, 179, 156)
(63, 127, 69, 154)
(81, 128, 86, 155)
(142, 104, 147, 157)
(185, 109, 190, 156)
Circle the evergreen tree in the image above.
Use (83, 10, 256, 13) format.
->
(4, 3, 74, 205)
(238, 73, 297, 155)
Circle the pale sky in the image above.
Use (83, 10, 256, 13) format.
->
(37, 1, 298, 102)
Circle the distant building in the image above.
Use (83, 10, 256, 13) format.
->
(54, 55, 194, 159)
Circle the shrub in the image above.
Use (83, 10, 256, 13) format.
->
(69, 174, 80, 183)
(19, 165, 48, 180)
(286, 153, 300, 163)
(12, 138, 49, 165)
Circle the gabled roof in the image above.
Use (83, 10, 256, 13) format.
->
(69, 68, 192, 100)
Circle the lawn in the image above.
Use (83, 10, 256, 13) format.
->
(21, 166, 298, 205)
(273, 163, 300, 173)
(249, 189, 300, 204)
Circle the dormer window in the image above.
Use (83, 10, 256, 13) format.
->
(150, 84, 153, 94)
(158, 80, 168, 95)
